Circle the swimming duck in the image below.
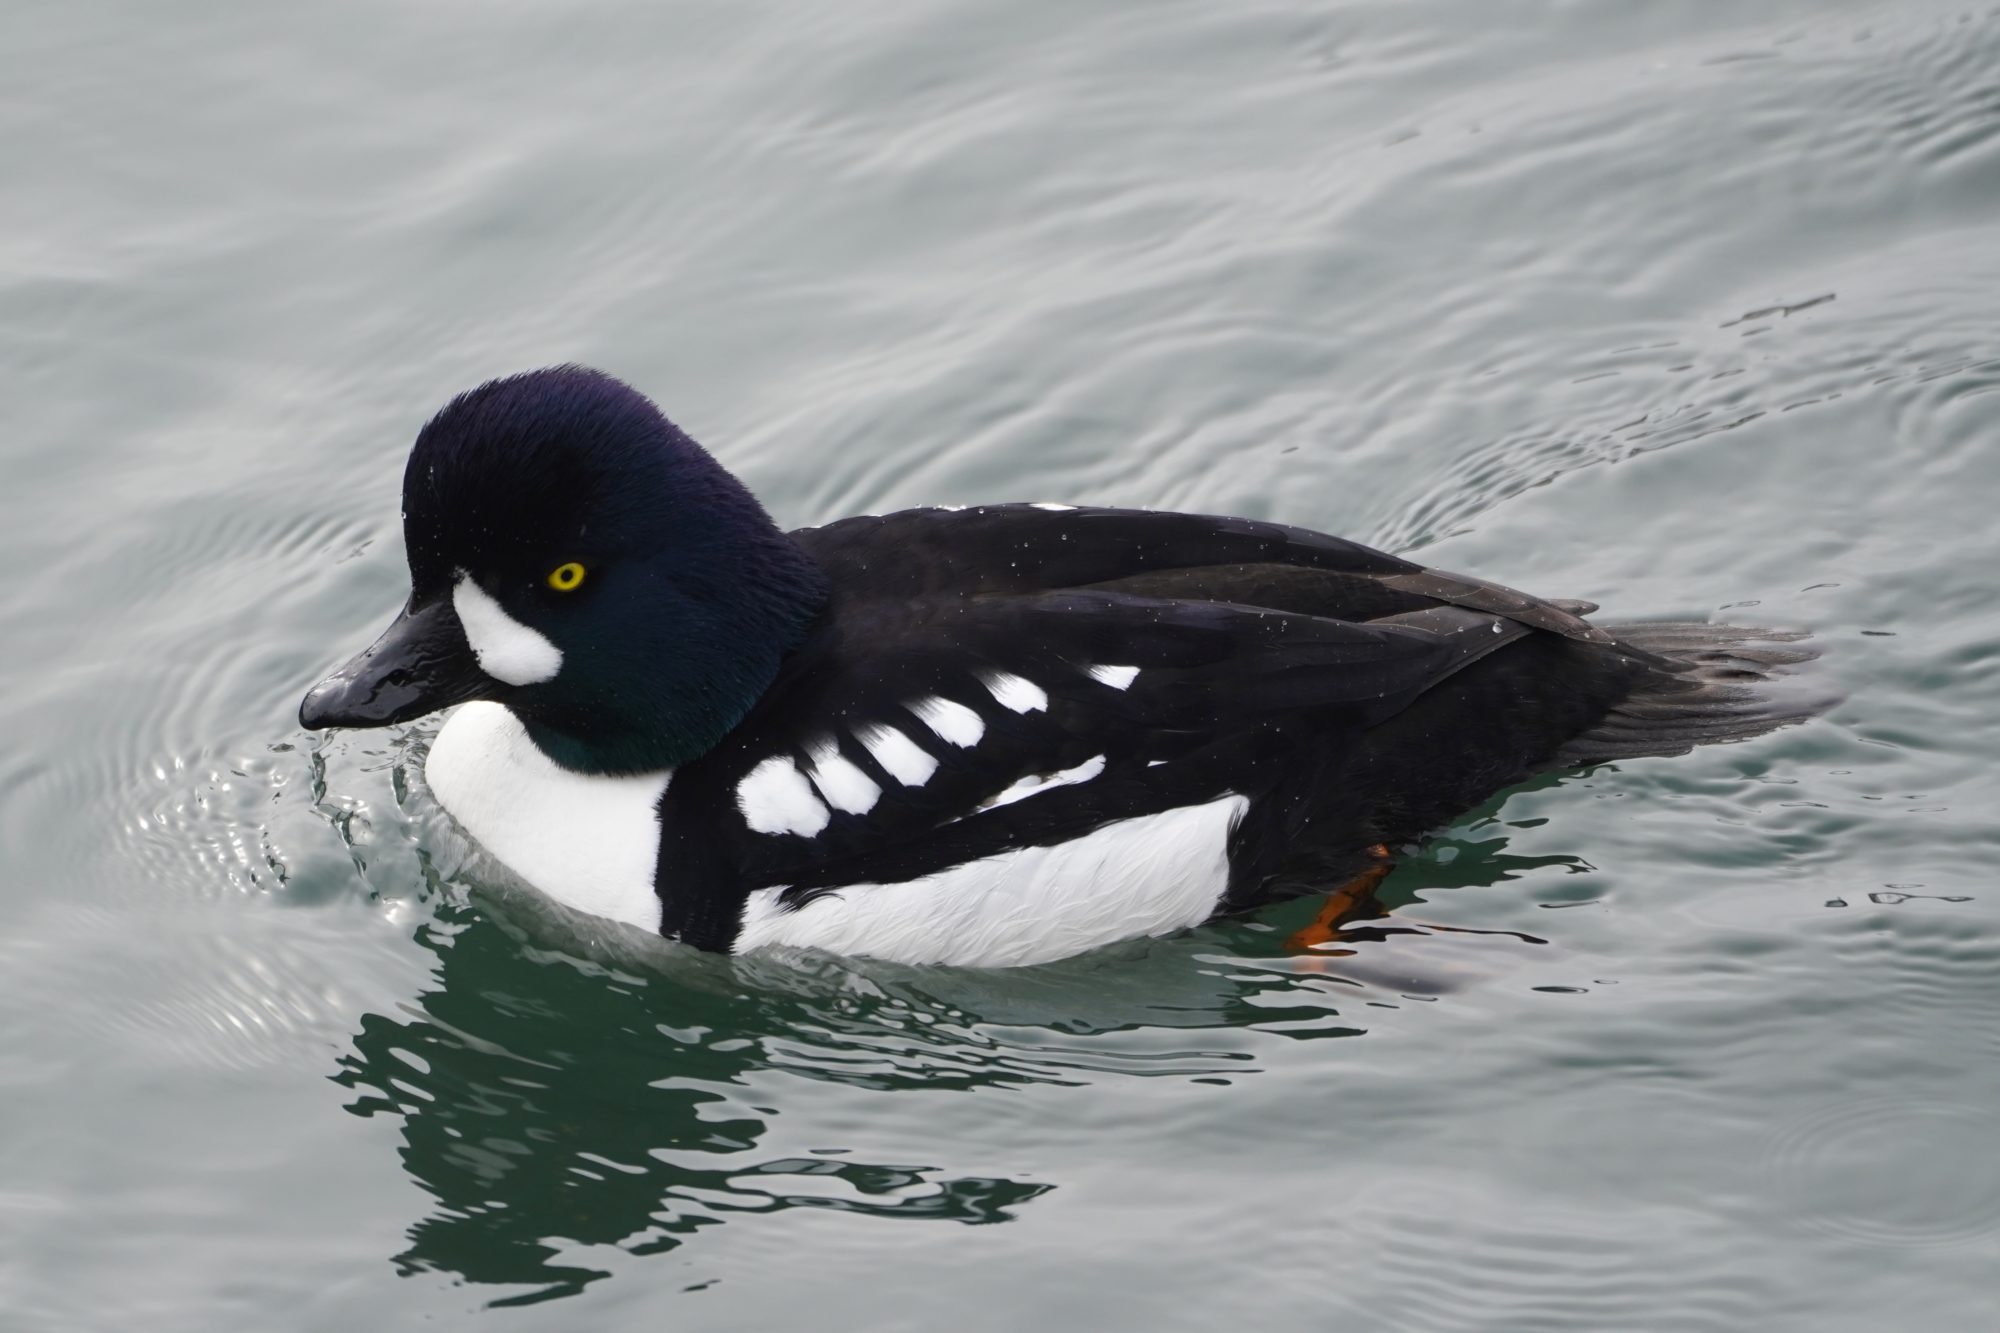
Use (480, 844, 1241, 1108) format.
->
(300, 366, 1824, 967)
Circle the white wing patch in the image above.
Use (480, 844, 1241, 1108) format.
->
(980, 754, 1106, 810)
(1086, 664, 1140, 690)
(737, 756, 831, 837)
(425, 702, 669, 931)
(979, 670, 1048, 713)
(907, 696, 985, 747)
(803, 737, 880, 815)
(853, 723, 938, 787)
(452, 574, 563, 686)
(734, 794, 1249, 968)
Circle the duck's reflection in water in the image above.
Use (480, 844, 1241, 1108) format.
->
(334, 815, 1574, 1304)
(334, 904, 1062, 1305)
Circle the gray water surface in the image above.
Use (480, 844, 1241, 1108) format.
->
(6, 2, 2000, 1328)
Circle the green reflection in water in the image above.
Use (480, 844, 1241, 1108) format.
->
(334, 908, 1060, 1305)
(327, 779, 1573, 1304)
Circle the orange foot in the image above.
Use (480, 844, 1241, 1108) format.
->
(1287, 844, 1395, 953)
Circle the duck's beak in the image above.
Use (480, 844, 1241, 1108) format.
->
(299, 597, 488, 729)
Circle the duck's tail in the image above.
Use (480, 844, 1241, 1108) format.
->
(1547, 621, 1837, 769)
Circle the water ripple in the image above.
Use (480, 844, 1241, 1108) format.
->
(1766, 1098, 2000, 1247)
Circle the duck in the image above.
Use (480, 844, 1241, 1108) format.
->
(300, 366, 1826, 967)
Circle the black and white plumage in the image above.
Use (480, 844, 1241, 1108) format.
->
(301, 367, 1829, 967)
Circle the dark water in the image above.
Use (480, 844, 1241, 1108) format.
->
(7, 2, 2000, 1327)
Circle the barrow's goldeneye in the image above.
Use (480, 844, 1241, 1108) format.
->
(300, 367, 1827, 966)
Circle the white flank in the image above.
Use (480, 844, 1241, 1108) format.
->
(1030, 502, 1077, 512)
(737, 756, 831, 836)
(425, 702, 669, 931)
(853, 723, 938, 787)
(452, 574, 564, 686)
(982, 754, 1106, 810)
(803, 737, 880, 815)
(979, 670, 1049, 714)
(1087, 664, 1140, 690)
(734, 794, 1248, 967)
(907, 696, 985, 747)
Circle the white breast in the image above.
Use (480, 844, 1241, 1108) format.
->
(424, 701, 672, 932)
(734, 794, 1249, 967)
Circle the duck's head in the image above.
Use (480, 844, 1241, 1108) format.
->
(299, 366, 828, 774)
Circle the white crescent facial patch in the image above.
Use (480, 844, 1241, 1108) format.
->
(452, 572, 564, 686)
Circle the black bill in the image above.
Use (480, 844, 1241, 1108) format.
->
(299, 597, 488, 729)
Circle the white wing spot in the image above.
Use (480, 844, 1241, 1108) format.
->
(803, 737, 880, 815)
(452, 573, 563, 686)
(1086, 664, 1140, 690)
(854, 723, 938, 787)
(737, 756, 831, 836)
(907, 696, 985, 748)
(979, 670, 1048, 714)
(980, 754, 1106, 810)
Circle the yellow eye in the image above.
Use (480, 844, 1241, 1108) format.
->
(546, 561, 587, 592)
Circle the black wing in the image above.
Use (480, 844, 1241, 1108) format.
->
(655, 581, 1538, 945)
(793, 504, 1608, 643)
